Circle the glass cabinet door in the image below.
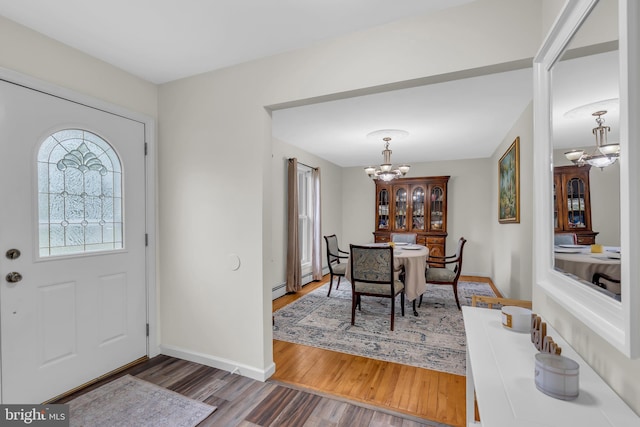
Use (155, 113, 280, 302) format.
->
(394, 187, 408, 230)
(553, 175, 561, 231)
(377, 188, 390, 230)
(566, 177, 586, 229)
(411, 185, 426, 231)
(429, 186, 444, 231)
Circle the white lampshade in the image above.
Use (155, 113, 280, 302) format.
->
(564, 150, 584, 161)
(363, 129, 411, 181)
(598, 143, 620, 155)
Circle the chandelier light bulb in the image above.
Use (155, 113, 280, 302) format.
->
(564, 110, 619, 170)
(364, 130, 411, 181)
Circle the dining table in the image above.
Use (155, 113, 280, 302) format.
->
(554, 245, 621, 295)
(345, 242, 429, 314)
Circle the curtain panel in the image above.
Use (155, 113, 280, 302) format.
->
(311, 167, 322, 281)
(286, 158, 302, 292)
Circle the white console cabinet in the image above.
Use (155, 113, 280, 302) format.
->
(462, 307, 639, 427)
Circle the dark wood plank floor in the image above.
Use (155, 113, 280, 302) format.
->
(56, 274, 497, 426)
(56, 355, 450, 426)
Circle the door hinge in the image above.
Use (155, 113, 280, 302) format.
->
(145, 233, 149, 246)
(146, 323, 149, 337)
(144, 142, 148, 156)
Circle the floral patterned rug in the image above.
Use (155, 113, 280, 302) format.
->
(273, 281, 496, 376)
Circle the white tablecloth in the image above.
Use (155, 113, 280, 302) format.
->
(554, 248, 620, 294)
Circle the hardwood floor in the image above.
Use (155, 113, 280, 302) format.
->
(56, 355, 444, 426)
(55, 274, 493, 426)
(272, 275, 499, 427)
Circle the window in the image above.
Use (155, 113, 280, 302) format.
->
(37, 129, 123, 257)
(297, 165, 314, 274)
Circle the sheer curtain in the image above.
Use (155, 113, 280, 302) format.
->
(286, 158, 301, 292)
(311, 167, 322, 281)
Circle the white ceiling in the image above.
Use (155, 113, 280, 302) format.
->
(272, 68, 533, 167)
(0, 1, 618, 167)
(0, 0, 474, 84)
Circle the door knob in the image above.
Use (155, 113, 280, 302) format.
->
(6, 249, 21, 260)
(6, 272, 22, 283)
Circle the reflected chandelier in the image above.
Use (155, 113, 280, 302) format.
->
(564, 110, 620, 169)
(364, 130, 410, 181)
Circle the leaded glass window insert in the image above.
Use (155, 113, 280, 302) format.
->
(38, 129, 123, 256)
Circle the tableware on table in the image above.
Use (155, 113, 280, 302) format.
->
(553, 247, 584, 253)
(402, 245, 422, 250)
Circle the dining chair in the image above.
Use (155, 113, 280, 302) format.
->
(391, 233, 417, 244)
(419, 237, 467, 310)
(324, 234, 349, 297)
(471, 295, 532, 309)
(349, 244, 405, 331)
(554, 233, 577, 245)
(592, 272, 620, 289)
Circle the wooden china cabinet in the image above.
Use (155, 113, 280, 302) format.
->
(554, 165, 598, 244)
(373, 176, 449, 257)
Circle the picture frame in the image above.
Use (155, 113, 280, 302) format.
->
(498, 137, 520, 223)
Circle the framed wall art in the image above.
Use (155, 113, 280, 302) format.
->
(498, 137, 520, 223)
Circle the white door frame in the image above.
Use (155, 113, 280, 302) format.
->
(0, 67, 158, 400)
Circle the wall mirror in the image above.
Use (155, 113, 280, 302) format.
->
(533, 0, 639, 357)
(551, 2, 620, 300)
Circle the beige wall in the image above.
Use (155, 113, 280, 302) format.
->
(158, 0, 544, 379)
(535, 0, 640, 415)
(4, 0, 637, 415)
(341, 157, 495, 278)
(269, 137, 344, 294)
(0, 16, 158, 118)
(491, 102, 534, 299)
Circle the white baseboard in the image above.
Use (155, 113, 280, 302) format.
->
(159, 344, 275, 382)
(271, 267, 330, 300)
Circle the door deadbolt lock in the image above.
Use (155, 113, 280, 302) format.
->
(6, 249, 21, 260)
(6, 272, 22, 283)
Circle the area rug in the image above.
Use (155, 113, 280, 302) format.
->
(69, 374, 216, 427)
(273, 281, 496, 376)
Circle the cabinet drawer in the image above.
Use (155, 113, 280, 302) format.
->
(576, 236, 595, 245)
(426, 237, 444, 244)
(376, 235, 390, 243)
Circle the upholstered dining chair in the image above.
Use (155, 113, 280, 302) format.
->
(324, 234, 349, 297)
(419, 237, 467, 310)
(349, 244, 405, 331)
(592, 272, 620, 289)
(391, 233, 417, 244)
(554, 233, 577, 245)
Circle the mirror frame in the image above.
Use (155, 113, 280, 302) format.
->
(533, 0, 639, 358)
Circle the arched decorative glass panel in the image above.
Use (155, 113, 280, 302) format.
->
(38, 129, 123, 257)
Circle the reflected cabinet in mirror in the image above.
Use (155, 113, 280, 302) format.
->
(533, 0, 639, 357)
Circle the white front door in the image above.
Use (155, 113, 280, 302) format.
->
(0, 79, 147, 403)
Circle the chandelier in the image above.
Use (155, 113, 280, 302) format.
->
(364, 130, 410, 181)
(564, 110, 620, 169)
